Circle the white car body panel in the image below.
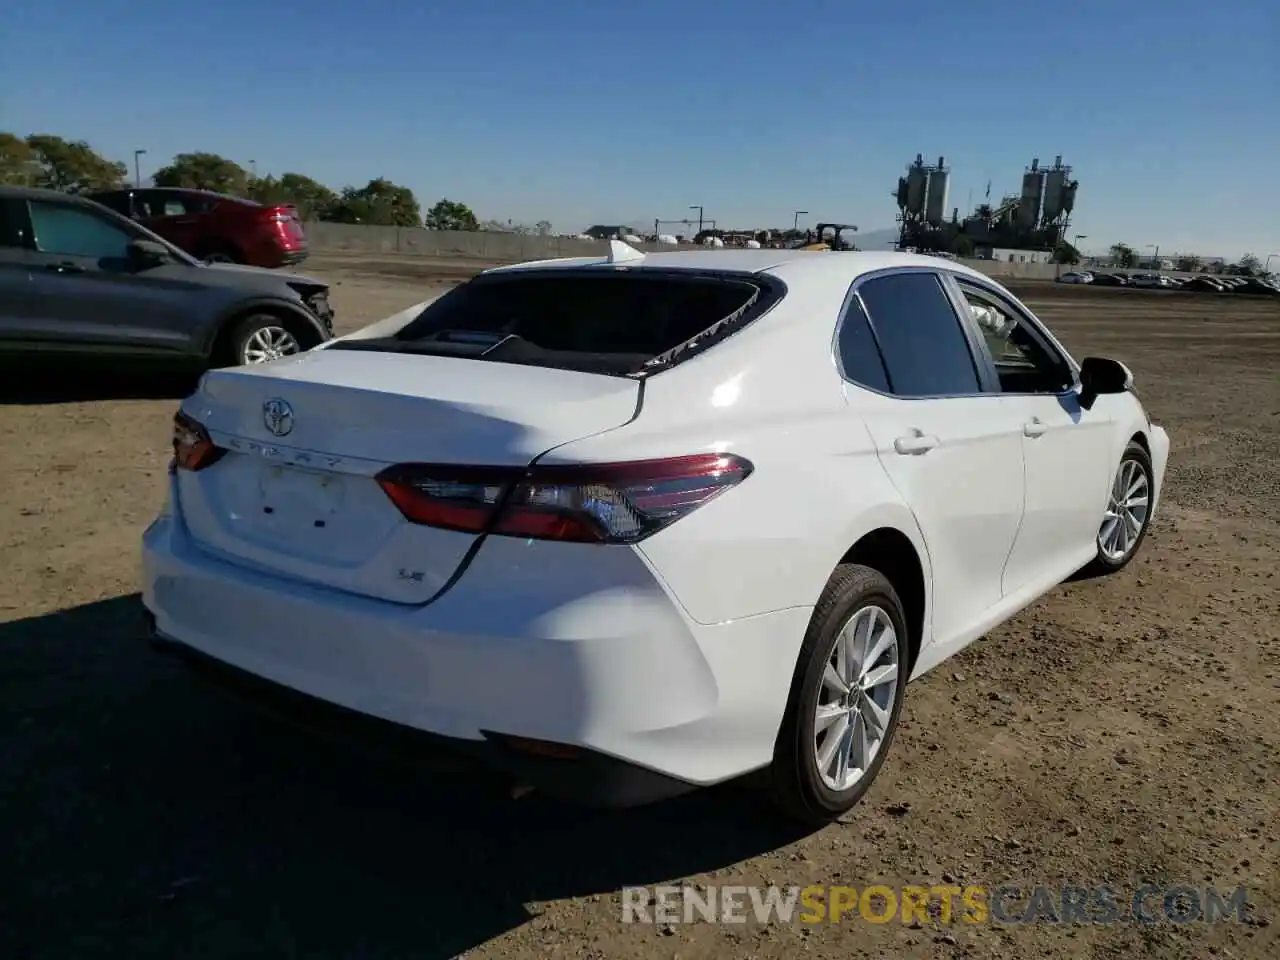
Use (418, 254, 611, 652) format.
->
(142, 249, 1171, 794)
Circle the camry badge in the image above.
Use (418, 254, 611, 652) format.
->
(262, 398, 294, 437)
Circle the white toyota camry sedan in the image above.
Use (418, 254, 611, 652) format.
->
(142, 245, 1170, 823)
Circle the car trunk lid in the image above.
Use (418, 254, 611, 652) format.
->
(175, 349, 640, 604)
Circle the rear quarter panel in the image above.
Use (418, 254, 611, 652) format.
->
(538, 297, 933, 629)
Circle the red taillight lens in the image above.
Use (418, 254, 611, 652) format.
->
(375, 454, 752, 544)
(172, 411, 224, 471)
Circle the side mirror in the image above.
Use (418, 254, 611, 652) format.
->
(126, 239, 169, 270)
(1078, 356, 1133, 409)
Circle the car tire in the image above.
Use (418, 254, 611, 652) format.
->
(203, 249, 239, 264)
(226, 314, 306, 367)
(1083, 440, 1155, 576)
(769, 564, 910, 825)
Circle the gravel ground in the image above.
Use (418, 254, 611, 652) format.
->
(1, 259, 1277, 960)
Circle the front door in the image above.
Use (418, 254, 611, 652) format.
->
(950, 277, 1116, 593)
(24, 197, 206, 356)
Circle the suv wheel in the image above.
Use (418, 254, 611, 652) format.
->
(230, 315, 304, 366)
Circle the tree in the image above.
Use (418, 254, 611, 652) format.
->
(246, 172, 336, 220)
(1176, 255, 1202, 273)
(326, 178, 421, 227)
(952, 235, 976, 258)
(0, 132, 39, 186)
(1053, 240, 1081, 265)
(1230, 253, 1262, 277)
(1110, 243, 1138, 268)
(152, 152, 249, 195)
(24, 134, 127, 193)
(425, 198, 479, 232)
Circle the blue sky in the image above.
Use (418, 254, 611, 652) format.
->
(4, 0, 1277, 258)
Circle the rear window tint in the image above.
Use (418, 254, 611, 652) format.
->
(379, 270, 781, 375)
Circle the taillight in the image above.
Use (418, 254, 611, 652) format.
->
(376, 454, 752, 544)
(172, 411, 224, 471)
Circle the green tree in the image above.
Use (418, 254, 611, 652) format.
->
(0, 132, 39, 186)
(1230, 253, 1262, 277)
(24, 134, 127, 192)
(152, 152, 250, 195)
(326, 178, 421, 226)
(1110, 243, 1138, 268)
(952, 234, 976, 258)
(425, 198, 479, 231)
(1053, 240, 1081, 265)
(246, 172, 337, 220)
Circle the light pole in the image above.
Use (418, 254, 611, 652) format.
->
(793, 210, 808, 233)
(1146, 243, 1160, 271)
(133, 148, 147, 188)
(1265, 253, 1279, 276)
(686, 203, 706, 235)
(250, 159, 258, 179)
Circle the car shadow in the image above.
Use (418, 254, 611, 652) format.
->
(1, 595, 810, 958)
(0, 362, 200, 405)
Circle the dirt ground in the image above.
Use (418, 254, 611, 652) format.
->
(1, 256, 1277, 959)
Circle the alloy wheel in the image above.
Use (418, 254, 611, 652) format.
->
(813, 604, 899, 792)
(1099, 458, 1150, 562)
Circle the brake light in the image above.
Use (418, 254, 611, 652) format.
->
(172, 411, 224, 471)
(376, 454, 752, 543)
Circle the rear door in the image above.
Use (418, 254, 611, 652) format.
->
(22, 197, 209, 355)
(133, 189, 205, 254)
(839, 269, 1027, 645)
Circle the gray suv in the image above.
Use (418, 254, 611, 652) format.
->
(0, 186, 334, 369)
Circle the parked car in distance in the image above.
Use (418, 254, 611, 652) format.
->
(0, 186, 333, 368)
(142, 244, 1170, 824)
(88, 187, 309, 268)
(1088, 273, 1128, 287)
(1057, 271, 1093, 284)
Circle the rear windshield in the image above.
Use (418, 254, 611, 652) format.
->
(328, 269, 783, 376)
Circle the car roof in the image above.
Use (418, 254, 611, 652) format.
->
(483, 248, 996, 286)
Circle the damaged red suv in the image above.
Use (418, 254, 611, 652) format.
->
(88, 187, 309, 269)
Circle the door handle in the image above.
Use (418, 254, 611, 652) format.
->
(894, 429, 939, 455)
(45, 261, 85, 274)
(1023, 417, 1047, 438)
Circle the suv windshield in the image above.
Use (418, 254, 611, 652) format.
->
(330, 268, 782, 376)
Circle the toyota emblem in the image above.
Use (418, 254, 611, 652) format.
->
(262, 398, 294, 437)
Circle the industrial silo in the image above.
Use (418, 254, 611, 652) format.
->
(925, 156, 950, 227)
(1041, 156, 1070, 224)
(905, 154, 928, 216)
(1017, 157, 1044, 230)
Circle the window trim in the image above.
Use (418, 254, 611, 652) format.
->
(830, 266, 998, 400)
(943, 273, 1082, 398)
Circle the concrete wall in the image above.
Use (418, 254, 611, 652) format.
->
(303, 221, 1065, 280)
(303, 221, 703, 261)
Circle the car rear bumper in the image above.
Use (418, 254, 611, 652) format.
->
(278, 248, 309, 267)
(140, 502, 811, 804)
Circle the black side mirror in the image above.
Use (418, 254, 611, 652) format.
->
(126, 239, 169, 270)
(1078, 356, 1133, 409)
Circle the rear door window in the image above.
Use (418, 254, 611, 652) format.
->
(340, 271, 782, 376)
(856, 271, 982, 396)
